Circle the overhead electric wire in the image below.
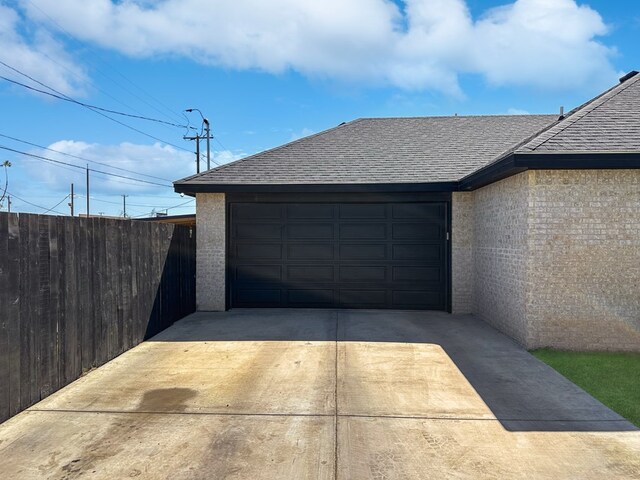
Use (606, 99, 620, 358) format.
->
(0, 66, 186, 129)
(214, 137, 228, 151)
(0, 145, 172, 188)
(1, 61, 231, 166)
(0, 65, 193, 153)
(8, 191, 67, 215)
(165, 199, 195, 210)
(42, 194, 70, 214)
(1, 72, 225, 165)
(25, 0, 187, 126)
(75, 194, 193, 209)
(21, 42, 181, 134)
(132, 198, 195, 218)
(0, 132, 174, 183)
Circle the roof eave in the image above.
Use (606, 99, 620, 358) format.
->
(459, 151, 640, 191)
(174, 181, 460, 194)
(175, 152, 640, 195)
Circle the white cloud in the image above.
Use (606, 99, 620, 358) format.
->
(470, 0, 615, 90)
(507, 108, 531, 115)
(0, 5, 88, 96)
(16, 0, 618, 95)
(23, 140, 244, 195)
(289, 128, 315, 142)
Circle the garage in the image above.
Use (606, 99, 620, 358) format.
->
(228, 194, 450, 310)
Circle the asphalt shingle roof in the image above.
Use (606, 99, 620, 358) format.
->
(518, 72, 640, 152)
(174, 72, 640, 189)
(176, 115, 556, 186)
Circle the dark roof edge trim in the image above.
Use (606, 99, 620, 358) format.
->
(459, 152, 640, 191)
(174, 152, 640, 195)
(174, 182, 460, 194)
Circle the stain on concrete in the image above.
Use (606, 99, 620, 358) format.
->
(138, 388, 197, 413)
(54, 388, 197, 479)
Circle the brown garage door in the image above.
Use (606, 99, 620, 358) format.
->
(228, 199, 449, 310)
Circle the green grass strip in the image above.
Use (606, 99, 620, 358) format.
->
(532, 349, 640, 427)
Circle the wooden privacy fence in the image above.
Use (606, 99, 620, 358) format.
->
(0, 212, 196, 423)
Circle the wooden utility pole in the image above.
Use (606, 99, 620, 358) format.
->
(86, 166, 90, 217)
(7, 195, 10, 213)
(184, 132, 201, 173)
(185, 108, 212, 171)
(204, 118, 211, 170)
(69, 183, 74, 216)
(122, 195, 128, 218)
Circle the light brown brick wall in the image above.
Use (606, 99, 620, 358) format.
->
(452, 169, 640, 351)
(472, 173, 531, 345)
(451, 192, 474, 314)
(526, 170, 640, 351)
(196, 193, 226, 311)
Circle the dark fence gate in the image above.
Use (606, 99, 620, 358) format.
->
(0, 212, 196, 423)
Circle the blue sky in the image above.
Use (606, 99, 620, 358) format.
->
(0, 0, 638, 217)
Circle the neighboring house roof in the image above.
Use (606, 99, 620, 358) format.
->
(137, 214, 196, 226)
(175, 71, 640, 194)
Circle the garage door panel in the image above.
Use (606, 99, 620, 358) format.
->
(288, 243, 334, 260)
(235, 223, 282, 240)
(392, 266, 441, 282)
(392, 290, 443, 308)
(236, 243, 282, 260)
(339, 266, 387, 282)
(287, 204, 334, 219)
(288, 223, 334, 239)
(235, 289, 282, 305)
(392, 203, 443, 220)
(339, 204, 387, 219)
(339, 289, 388, 307)
(287, 265, 335, 282)
(392, 244, 441, 262)
(340, 223, 387, 240)
(339, 244, 387, 261)
(288, 289, 335, 305)
(235, 265, 282, 282)
(392, 223, 440, 241)
(233, 203, 282, 220)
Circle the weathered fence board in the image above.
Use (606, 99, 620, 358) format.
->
(0, 212, 196, 424)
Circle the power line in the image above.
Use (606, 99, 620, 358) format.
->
(132, 198, 195, 218)
(24, 0, 187, 126)
(75, 193, 193, 209)
(17, 36, 181, 135)
(0, 65, 193, 153)
(8, 191, 68, 215)
(214, 137, 228, 151)
(0, 65, 186, 129)
(42, 194, 70, 214)
(0, 132, 174, 183)
(1, 61, 231, 165)
(0, 145, 172, 188)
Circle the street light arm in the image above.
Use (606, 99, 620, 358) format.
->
(185, 108, 205, 122)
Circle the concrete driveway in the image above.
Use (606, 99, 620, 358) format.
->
(1, 309, 639, 479)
